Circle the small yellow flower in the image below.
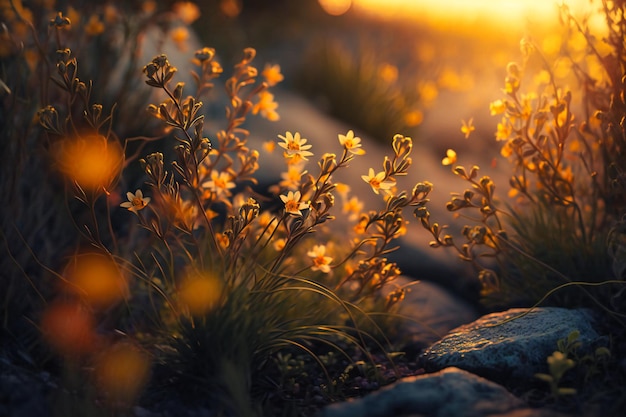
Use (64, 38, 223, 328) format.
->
(461, 118, 475, 139)
(279, 165, 307, 190)
(262, 140, 276, 153)
(278, 132, 313, 161)
(172, 1, 201, 24)
(171, 26, 189, 51)
(495, 118, 511, 141)
(338, 130, 365, 155)
(202, 171, 236, 199)
(120, 190, 150, 213)
(307, 245, 333, 273)
(85, 14, 104, 36)
(262, 64, 284, 87)
(489, 99, 506, 116)
(361, 168, 394, 195)
(280, 190, 309, 216)
(215, 232, 230, 249)
(342, 196, 363, 222)
(441, 149, 457, 166)
(252, 91, 280, 121)
(335, 182, 350, 196)
(354, 218, 368, 234)
(273, 238, 286, 251)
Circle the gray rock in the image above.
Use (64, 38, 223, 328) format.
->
(383, 277, 479, 349)
(319, 367, 533, 417)
(420, 307, 603, 382)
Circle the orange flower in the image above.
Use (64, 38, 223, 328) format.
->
(261, 64, 284, 87)
(172, 1, 201, 24)
(54, 134, 123, 192)
(85, 14, 104, 36)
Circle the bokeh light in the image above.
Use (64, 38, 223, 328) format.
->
(94, 342, 151, 408)
(63, 252, 129, 309)
(178, 270, 223, 316)
(40, 300, 97, 357)
(54, 134, 123, 191)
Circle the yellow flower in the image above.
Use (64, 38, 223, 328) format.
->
(252, 90, 279, 121)
(202, 170, 236, 199)
(171, 26, 189, 51)
(342, 196, 363, 222)
(262, 140, 276, 153)
(262, 64, 284, 87)
(279, 165, 307, 190)
(361, 168, 394, 195)
(273, 238, 286, 251)
(85, 14, 104, 36)
(354, 218, 368, 234)
(338, 130, 365, 155)
(172, 1, 201, 24)
(489, 99, 506, 116)
(280, 190, 309, 216)
(55, 134, 123, 191)
(215, 232, 230, 249)
(120, 190, 150, 213)
(278, 132, 313, 161)
(335, 182, 350, 197)
(441, 149, 457, 166)
(495, 118, 511, 141)
(461, 118, 475, 139)
(307, 245, 333, 273)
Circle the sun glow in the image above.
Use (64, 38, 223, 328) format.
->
(344, 0, 598, 28)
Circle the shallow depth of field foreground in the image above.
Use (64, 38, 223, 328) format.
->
(2, 1, 626, 416)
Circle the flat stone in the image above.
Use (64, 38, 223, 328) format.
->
(319, 367, 529, 417)
(420, 307, 603, 382)
(383, 277, 479, 350)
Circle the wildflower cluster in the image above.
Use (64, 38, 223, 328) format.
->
(419, 1, 626, 309)
(10, 2, 434, 412)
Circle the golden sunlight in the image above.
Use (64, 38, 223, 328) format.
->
(351, 0, 597, 27)
(319, 0, 352, 16)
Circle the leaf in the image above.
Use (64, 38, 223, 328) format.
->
(535, 373, 553, 383)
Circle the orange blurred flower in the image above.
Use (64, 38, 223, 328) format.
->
(40, 300, 97, 357)
(262, 64, 284, 87)
(94, 342, 151, 407)
(85, 14, 104, 36)
(172, 1, 201, 24)
(178, 270, 223, 316)
(63, 253, 129, 309)
(54, 134, 123, 192)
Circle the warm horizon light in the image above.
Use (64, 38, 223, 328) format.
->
(320, 0, 602, 29)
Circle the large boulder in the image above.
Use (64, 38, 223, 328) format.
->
(319, 367, 562, 417)
(420, 307, 604, 382)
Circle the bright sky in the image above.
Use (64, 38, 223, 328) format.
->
(319, 0, 600, 29)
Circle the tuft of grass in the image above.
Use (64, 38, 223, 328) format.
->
(293, 38, 422, 144)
